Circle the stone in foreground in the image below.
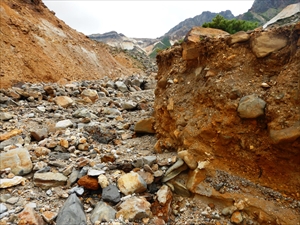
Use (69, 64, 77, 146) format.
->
(56, 193, 86, 225)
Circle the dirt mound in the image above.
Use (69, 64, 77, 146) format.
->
(154, 24, 300, 223)
(0, 0, 144, 89)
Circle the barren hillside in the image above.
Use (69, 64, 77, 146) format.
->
(0, 0, 145, 89)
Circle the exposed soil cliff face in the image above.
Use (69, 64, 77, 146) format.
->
(0, 0, 144, 89)
(154, 24, 300, 223)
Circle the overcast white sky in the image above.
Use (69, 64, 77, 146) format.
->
(43, 1, 255, 38)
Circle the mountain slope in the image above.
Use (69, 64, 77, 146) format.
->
(164, 10, 235, 40)
(0, 0, 144, 89)
(250, 0, 299, 13)
(239, 0, 300, 24)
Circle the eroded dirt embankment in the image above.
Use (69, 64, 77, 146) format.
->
(154, 24, 300, 223)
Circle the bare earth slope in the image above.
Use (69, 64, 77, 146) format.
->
(0, 0, 144, 89)
(154, 24, 300, 224)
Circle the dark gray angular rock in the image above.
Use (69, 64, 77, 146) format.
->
(102, 184, 120, 204)
(143, 156, 157, 166)
(56, 193, 87, 225)
(67, 169, 80, 187)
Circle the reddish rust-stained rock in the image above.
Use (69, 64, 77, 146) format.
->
(77, 175, 100, 190)
(151, 185, 173, 222)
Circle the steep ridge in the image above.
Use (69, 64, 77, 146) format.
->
(0, 0, 145, 89)
(164, 10, 234, 40)
(250, 0, 299, 13)
(239, 0, 300, 24)
(154, 19, 300, 224)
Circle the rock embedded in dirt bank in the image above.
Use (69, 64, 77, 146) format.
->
(228, 31, 250, 45)
(237, 94, 266, 119)
(269, 123, 300, 144)
(251, 31, 288, 58)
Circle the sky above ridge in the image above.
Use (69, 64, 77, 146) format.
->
(43, 1, 255, 39)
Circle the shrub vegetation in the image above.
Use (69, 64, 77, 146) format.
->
(202, 15, 258, 34)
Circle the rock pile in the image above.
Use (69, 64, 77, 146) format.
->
(0, 75, 164, 225)
(0, 74, 251, 225)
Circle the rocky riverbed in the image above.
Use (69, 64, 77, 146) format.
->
(0, 74, 299, 225)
